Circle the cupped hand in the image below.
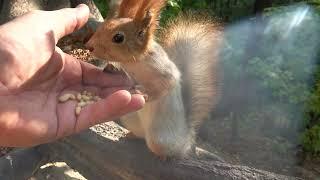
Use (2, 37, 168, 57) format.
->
(0, 5, 144, 147)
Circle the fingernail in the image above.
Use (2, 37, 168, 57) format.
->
(76, 4, 89, 16)
(76, 3, 87, 9)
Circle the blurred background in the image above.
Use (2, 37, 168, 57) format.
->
(0, 0, 319, 179)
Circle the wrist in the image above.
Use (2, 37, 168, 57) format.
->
(0, 30, 16, 65)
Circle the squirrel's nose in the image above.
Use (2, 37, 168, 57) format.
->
(85, 43, 94, 52)
(87, 46, 94, 52)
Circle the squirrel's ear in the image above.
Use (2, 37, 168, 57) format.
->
(106, 0, 121, 19)
(135, 10, 152, 42)
(134, 0, 166, 42)
(135, 0, 166, 22)
(118, 0, 143, 18)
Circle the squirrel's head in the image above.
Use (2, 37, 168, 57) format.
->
(86, 0, 166, 63)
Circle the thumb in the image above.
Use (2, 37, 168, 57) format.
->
(48, 4, 90, 42)
(75, 90, 145, 133)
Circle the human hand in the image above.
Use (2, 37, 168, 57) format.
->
(0, 4, 145, 147)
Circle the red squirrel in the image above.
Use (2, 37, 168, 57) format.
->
(86, 0, 222, 158)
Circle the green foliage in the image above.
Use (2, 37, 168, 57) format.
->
(247, 55, 312, 105)
(263, 5, 320, 156)
(303, 67, 320, 155)
(221, 3, 320, 149)
(302, 125, 320, 154)
(307, 0, 320, 12)
(93, 0, 108, 18)
(160, 0, 182, 25)
(270, 6, 317, 100)
(160, 0, 214, 24)
(162, 0, 256, 22)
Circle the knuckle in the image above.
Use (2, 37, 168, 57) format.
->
(28, 9, 43, 16)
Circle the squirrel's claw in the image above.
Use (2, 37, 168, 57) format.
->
(129, 85, 149, 101)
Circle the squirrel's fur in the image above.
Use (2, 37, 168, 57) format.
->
(86, 0, 222, 157)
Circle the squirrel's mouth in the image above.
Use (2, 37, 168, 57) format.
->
(85, 41, 118, 62)
(88, 51, 125, 74)
(88, 50, 117, 63)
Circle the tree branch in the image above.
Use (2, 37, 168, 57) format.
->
(38, 130, 301, 180)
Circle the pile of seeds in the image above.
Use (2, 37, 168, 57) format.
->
(58, 90, 101, 116)
(69, 48, 93, 62)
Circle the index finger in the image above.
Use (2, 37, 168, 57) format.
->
(80, 60, 134, 87)
(48, 4, 90, 42)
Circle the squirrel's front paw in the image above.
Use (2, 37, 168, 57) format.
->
(146, 135, 192, 159)
(129, 85, 149, 101)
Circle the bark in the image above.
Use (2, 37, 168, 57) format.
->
(0, 0, 103, 25)
(0, 0, 46, 24)
(37, 130, 301, 180)
(0, 148, 46, 180)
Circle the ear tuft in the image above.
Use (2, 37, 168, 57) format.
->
(134, 0, 166, 44)
(135, 0, 166, 23)
(118, 0, 143, 18)
(106, 0, 121, 19)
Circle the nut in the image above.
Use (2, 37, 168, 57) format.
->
(87, 101, 94, 104)
(76, 93, 82, 101)
(82, 95, 90, 101)
(78, 101, 87, 107)
(58, 90, 102, 117)
(59, 93, 76, 102)
(93, 96, 101, 101)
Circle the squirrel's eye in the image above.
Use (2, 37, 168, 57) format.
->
(112, 33, 125, 44)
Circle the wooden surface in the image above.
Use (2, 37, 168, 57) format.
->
(38, 130, 300, 180)
(0, 148, 45, 180)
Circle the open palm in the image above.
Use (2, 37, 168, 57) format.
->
(0, 5, 144, 147)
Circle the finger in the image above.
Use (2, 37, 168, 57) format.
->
(99, 86, 132, 97)
(49, 4, 90, 42)
(80, 61, 134, 87)
(0, 5, 89, 47)
(111, 94, 145, 118)
(75, 90, 144, 132)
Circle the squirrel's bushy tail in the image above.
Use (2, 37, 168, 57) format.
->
(159, 13, 223, 134)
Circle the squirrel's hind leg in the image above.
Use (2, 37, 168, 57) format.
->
(144, 117, 193, 158)
(143, 92, 193, 158)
